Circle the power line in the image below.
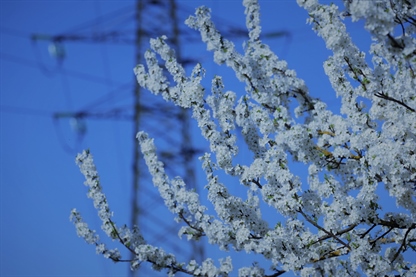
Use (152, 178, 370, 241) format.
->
(0, 105, 53, 117)
(0, 52, 126, 86)
(0, 27, 33, 38)
(60, 4, 136, 35)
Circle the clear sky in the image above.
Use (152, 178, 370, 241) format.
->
(2, 1, 412, 276)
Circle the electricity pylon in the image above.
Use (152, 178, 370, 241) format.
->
(31, 1, 289, 275)
(130, 1, 203, 275)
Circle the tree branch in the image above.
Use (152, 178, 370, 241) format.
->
(298, 208, 351, 251)
(375, 91, 415, 113)
(391, 225, 416, 263)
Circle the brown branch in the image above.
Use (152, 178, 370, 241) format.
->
(311, 246, 346, 262)
(387, 33, 404, 49)
(312, 224, 358, 246)
(371, 227, 394, 247)
(108, 219, 196, 276)
(178, 210, 205, 236)
(265, 270, 286, 277)
(108, 220, 137, 256)
(374, 91, 415, 113)
(344, 56, 368, 91)
(391, 225, 415, 263)
(378, 219, 416, 230)
(360, 224, 377, 239)
(251, 178, 263, 189)
(298, 208, 351, 251)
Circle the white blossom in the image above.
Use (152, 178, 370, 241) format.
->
(72, 0, 416, 276)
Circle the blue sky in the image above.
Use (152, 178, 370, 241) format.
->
(2, 1, 412, 276)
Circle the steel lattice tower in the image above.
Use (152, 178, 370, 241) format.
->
(31, 1, 287, 275)
(130, 0, 204, 275)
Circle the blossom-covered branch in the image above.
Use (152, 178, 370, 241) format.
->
(72, 0, 416, 276)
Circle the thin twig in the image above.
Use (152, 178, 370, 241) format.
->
(298, 208, 351, 250)
(312, 224, 358, 246)
(371, 227, 394, 246)
(375, 92, 415, 113)
(391, 226, 415, 263)
(179, 211, 205, 236)
(360, 224, 377, 239)
(265, 270, 286, 277)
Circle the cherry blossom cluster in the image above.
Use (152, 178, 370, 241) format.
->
(72, 0, 416, 276)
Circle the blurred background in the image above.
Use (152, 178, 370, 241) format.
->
(2, 0, 402, 276)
